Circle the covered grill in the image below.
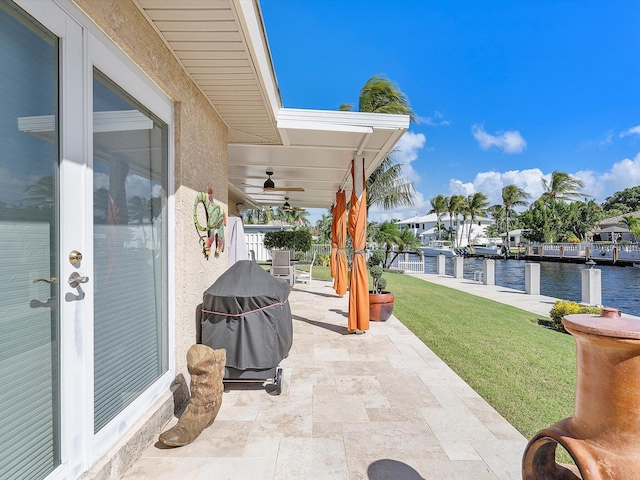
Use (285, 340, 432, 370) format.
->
(200, 260, 292, 394)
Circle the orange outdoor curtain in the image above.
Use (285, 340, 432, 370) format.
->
(347, 158, 370, 332)
(334, 190, 348, 295)
(330, 203, 338, 279)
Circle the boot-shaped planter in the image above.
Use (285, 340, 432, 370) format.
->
(159, 344, 225, 447)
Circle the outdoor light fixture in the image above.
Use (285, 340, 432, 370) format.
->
(283, 197, 291, 210)
(586, 259, 596, 269)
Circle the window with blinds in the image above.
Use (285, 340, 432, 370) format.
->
(92, 69, 168, 433)
(0, 1, 60, 479)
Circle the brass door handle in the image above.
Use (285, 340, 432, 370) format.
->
(33, 278, 57, 284)
(68, 272, 89, 288)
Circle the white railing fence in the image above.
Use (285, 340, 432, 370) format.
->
(397, 259, 425, 273)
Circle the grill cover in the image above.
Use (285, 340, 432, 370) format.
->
(201, 260, 292, 371)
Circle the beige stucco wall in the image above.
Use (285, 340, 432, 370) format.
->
(73, 0, 229, 396)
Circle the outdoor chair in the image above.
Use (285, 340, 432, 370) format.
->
(295, 251, 316, 284)
(270, 250, 294, 286)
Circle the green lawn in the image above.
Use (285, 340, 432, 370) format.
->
(308, 266, 577, 441)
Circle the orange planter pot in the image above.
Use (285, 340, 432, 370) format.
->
(522, 307, 640, 480)
(369, 291, 394, 322)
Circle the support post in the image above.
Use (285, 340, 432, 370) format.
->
(453, 256, 464, 278)
(581, 268, 602, 305)
(525, 263, 540, 295)
(436, 253, 446, 275)
(483, 259, 495, 286)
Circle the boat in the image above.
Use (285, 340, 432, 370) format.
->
(473, 242, 503, 257)
(421, 240, 457, 257)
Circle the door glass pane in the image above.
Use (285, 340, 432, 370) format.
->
(93, 69, 168, 432)
(0, 1, 59, 479)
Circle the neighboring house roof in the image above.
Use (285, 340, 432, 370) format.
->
(134, 1, 409, 210)
(598, 211, 640, 227)
(594, 225, 629, 233)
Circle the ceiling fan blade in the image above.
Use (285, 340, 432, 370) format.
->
(264, 187, 305, 192)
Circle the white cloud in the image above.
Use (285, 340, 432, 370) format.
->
(418, 111, 451, 127)
(599, 130, 614, 146)
(445, 168, 545, 207)
(393, 131, 426, 182)
(472, 125, 527, 154)
(599, 152, 640, 193)
(620, 125, 640, 137)
(448, 179, 475, 197)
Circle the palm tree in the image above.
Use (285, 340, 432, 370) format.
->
(366, 154, 416, 210)
(314, 212, 333, 243)
(429, 194, 448, 240)
(502, 185, 530, 249)
(539, 171, 586, 242)
(385, 228, 422, 267)
(466, 192, 490, 245)
(356, 74, 418, 122)
(371, 220, 400, 265)
(458, 199, 470, 248)
(541, 170, 585, 201)
(488, 204, 505, 233)
(447, 195, 464, 244)
(342, 74, 417, 210)
(621, 214, 640, 240)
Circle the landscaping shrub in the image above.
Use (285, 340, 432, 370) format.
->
(549, 301, 602, 333)
(263, 229, 312, 252)
(317, 253, 330, 267)
(368, 250, 388, 293)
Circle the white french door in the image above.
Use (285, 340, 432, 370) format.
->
(1, 2, 173, 479)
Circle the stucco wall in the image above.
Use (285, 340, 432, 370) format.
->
(72, 0, 229, 388)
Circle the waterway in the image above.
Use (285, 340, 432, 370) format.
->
(413, 256, 640, 317)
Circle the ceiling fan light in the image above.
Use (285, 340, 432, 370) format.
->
(263, 177, 275, 189)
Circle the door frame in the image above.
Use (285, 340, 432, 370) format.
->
(14, 1, 175, 478)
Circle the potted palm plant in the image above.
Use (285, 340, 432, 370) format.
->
(368, 250, 395, 321)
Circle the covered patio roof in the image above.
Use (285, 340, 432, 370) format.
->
(134, 0, 409, 211)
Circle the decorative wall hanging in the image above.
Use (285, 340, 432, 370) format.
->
(194, 185, 226, 259)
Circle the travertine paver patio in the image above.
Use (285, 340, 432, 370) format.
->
(123, 279, 527, 480)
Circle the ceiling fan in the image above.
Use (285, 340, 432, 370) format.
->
(283, 197, 305, 212)
(242, 169, 305, 192)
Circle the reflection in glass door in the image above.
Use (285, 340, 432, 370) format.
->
(92, 69, 168, 432)
(0, 1, 60, 479)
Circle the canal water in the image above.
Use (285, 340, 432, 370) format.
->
(412, 256, 640, 317)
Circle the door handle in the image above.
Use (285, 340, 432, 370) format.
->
(33, 278, 58, 284)
(68, 272, 89, 288)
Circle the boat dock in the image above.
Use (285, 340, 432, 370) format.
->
(471, 242, 640, 266)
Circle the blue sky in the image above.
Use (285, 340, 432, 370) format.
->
(261, 0, 640, 223)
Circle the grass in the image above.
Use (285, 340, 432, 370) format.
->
(308, 266, 577, 442)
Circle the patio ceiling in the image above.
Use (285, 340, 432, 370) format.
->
(134, 0, 409, 210)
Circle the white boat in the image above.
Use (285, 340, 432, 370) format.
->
(474, 242, 503, 257)
(421, 240, 457, 257)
